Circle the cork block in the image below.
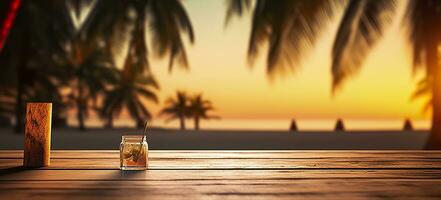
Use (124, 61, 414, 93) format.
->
(23, 103, 52, 167)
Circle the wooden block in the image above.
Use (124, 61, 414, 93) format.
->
(23, 103, 52, 167)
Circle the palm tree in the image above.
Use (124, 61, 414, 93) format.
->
(0, 0, 74, 132)
(160, 91, 190, 130)
(189, 94, 218, 130)
(101, 56, 159, 128)
(79, 0, 195, 129)
(82, 0, 195, 74)
(227, 1, 441, 148)
(226, 0, 395, 80)
(64, 47, 119, 131)
(331, 0, 441, 149)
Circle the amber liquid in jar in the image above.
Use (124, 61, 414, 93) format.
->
(120, 135, 148, 170)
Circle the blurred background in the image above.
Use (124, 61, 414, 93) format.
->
(0, 0, 440, 150)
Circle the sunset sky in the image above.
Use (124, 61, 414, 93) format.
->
(80, 0, 431, 129)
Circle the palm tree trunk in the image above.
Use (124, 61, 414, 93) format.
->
(425, 39, 441, 149)
(77, 102, 85, 131)
(428, 68, 441, 149)
(106, 115, 113, 128)
(14, 31, 28, 133)
(137, 120, 144, 129)
(179, 115, 186, 130)
(194, 116, 200, 130)
(14, 71, 24, 133)
(77, 81, 86, 131)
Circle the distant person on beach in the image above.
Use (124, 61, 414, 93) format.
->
(403, 119, 413, 131)
(335, 119, 345, 131)
(289, 119, 298, 131)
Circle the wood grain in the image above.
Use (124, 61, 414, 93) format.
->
(3, 150, 441, 158)
(1, 170, 441, 180)
(0, 179, 440, 199)
(2, 150, 441, 169)
(1, 150, 441, 199)
(1, 158, 441, 169)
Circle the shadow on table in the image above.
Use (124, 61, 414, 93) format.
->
(0, 166, 28, 178)
(66, 170, 150, 198)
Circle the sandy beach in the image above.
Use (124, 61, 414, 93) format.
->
(0, 128, 429, 150)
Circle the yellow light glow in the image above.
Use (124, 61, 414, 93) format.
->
(142, 0, 429, 125)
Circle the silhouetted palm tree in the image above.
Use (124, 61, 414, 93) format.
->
(160, 91, 190, 130)
(189, 94, 218, 130)
(331, 0, 441, 149)
(227, 1, 441, 148)
(0, 0, 74, 132)
(226, 0, 395, 81)
(1, 0, 194, 131)
(331, 0, 396, 90)
(82, 0, 195, 74)
(225, 0, 336, 78)
(101, 58, 159, 128)
(63, 46, 118, 131)
(81, 0, 195, 129)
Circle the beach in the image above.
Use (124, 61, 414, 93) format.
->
(0, 128, 429, 150)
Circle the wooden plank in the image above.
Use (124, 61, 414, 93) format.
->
(1, 157, 441, 169)
(1, 170, 441, 181)
(0, 192, 431, 200)
(1, 151, 440, 200)
(2, 179, 441, 190)
(0, 179, 440, 200)
(1, 150, 441, 170)
(2, 150, 441, 159)
(1, 170, 441, 199)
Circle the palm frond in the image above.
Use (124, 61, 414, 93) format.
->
(126, 14, 150, 74)
(136, 73, 160, 89)
(137, 87, 159, 103)
(411, 77, 431, 100)
(159, 107, 178, 117)
(148, 0, 194, 71)
(159, 90, 190, 120)
(332, 0, 396, 92)
(246, 0, 337, 78)
(136, 97, 152, 120)
(83, 0, 194, 72)
(423, 97, 433, 114)
(224, 0, 252, 26)
(101, 89, 124, 117)
(189, 93, 218, 120)
(126, 96, 141, 121)
(403, 0, 441, 75)
(411, 76, 432, 114)
(81, 0, 127, 42)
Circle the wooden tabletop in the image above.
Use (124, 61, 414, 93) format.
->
(1, 150, 441, 199)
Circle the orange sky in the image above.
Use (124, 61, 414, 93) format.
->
(131, 0, 428, 123)
(61, 0, 431, 130)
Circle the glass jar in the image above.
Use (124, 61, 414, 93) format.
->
(120, 135, 148, 170)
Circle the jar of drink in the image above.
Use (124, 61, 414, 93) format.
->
(120, 135, 148, 170)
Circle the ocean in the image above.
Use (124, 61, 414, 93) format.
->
(67, 118, 431, 131)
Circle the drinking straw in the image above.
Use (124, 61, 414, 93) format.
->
(143, 120, 149, 141)
(133, 120, 149, 162)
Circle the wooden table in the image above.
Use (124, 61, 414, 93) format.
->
(1, 150, 441, 199)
